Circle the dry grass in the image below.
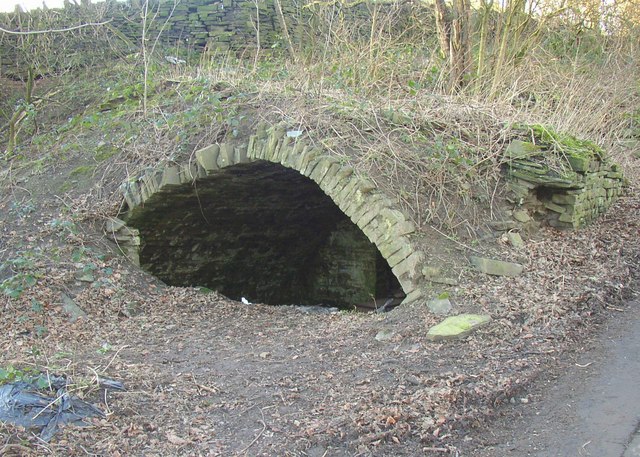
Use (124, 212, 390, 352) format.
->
(4, 4, 638, 235)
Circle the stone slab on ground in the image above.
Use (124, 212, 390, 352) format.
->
(470, 256, 524, 277)
(427, 314, 491, 341)
(507, 232, 525, 249)
(427, 298, 453, 315)
(61, 293, 87, 321)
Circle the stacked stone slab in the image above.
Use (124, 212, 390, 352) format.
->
(104, 218, 140, 266)
(505, 136, 624, 229)
(112, 122, 426, 305)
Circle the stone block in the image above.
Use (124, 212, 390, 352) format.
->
(558, 212, 578, 223)
(322, 168, 354, 202)
(281, 140, 306, 169)
(343, 188, 373, 221)
(393, 220, 416, 236)
(335, 178, 361, 210)
(470, 256, 523, 277)
(297, 148, 321, 175)
(105, 217, 126, 233)
(342, 181, 379, 216)
(352, 196, 385, 228)
(551, 193, 578, 205)
(508, 182, 531, 199)
(544, 201, 567, 213)
(378, 237, 410, 259)
(138, 183, 152, 203)
(396, 273, 419, 295)
(218, 143, 235, 167)
(427, 314, 492, 341)
(196, 144, 220, 172)
(143, 170, 161, 193)
(160, 166, 181, 188)
(247, 135, 258, 159)
(309, 157, 340, 184)
(316, 162, 342, 194)
(386, 242, 413, 267)
(234, 145, 251, 164)
(271, 126, 288, 160)
(489, 220, 518, 231)
(506, 140, 542, 159)
(256, 122, 268, 139)
(567, 154, 590, 172)
(121, 182, 142, 209)
(594, 187, 607, 198)
(427, 298, 453, 315)
(513, 209, 531, 222)
(401, 288, 423, 304)
(507, 232, 525, 249)
(392, 251, 423, 279)
(299, 156, 322, 178)
(179, 162, 202, 183)
(360, 218, 381, 244)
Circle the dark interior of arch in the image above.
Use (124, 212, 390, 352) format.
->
(124, 160, 405, 309)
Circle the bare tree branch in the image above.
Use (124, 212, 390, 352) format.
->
(0, 19, 112, 35)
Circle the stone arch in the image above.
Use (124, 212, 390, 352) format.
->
(112, 123, 425, 306)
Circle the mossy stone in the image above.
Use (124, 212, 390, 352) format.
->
(427, 314, 492, 341)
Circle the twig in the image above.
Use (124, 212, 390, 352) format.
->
(239, 407, 267, 454)
(103, 345, 129, 372)
(0, 20, 112, 35)
(429, 224, 482, 254)
(0, 444, 33, 455)
(190, 373, 219, 394)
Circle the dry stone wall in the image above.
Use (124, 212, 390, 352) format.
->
(1, 0, 417, 76)
(505, 137, 624, 229)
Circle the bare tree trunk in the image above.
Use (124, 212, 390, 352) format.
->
(274, 0, 296, 61)
(434, 0, 451, 63)
(141, 0, 149, 117)
(434, 0, 471, 93)
(450, 0, 471, 91)
(474, 0, 493, 93)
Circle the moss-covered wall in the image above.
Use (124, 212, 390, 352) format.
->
(505, 132, 625, 229)
(309, 220, 378, 305)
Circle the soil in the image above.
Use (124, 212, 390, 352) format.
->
(463, 299, 640, 457)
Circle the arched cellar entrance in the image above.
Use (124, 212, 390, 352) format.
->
(111, 125, 426, 309)
(125, 161, 402, 309)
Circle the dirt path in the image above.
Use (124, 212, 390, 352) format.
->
(466, 300, 640, 457)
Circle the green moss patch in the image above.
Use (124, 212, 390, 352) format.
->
(69, 165, 95, 177)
